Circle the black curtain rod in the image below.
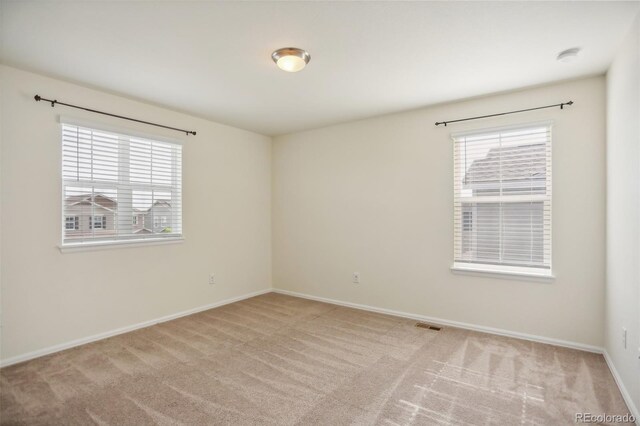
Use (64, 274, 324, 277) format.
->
(34, 95, 196, 136)
(435, 101, 573, 127)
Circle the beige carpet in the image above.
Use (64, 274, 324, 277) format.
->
(0, 293, 632, 425)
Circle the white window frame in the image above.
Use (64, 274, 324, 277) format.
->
(450, 121, 554, 281)
(59, 116, 184, 252)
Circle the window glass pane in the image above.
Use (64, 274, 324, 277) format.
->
(501, 202, 545, 265)
(62, 124, 182, 245)
(454, 124, 551, 271)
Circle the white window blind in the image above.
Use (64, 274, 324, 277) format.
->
(453, 123, 551, 275)
(62, 123, 182, 246)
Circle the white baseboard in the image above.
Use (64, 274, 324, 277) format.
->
(272, 288, 604, 354)
(0, 288, 272, 368)
(603, 350, 640, 425)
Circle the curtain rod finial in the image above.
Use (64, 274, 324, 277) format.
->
(34, 94, 41, 102)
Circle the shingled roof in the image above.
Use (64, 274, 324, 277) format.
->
(64, 194, 117, 211)
(463, 143, 546, 186)
(64, 194, 171, 212)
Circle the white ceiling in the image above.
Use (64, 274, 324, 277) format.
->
(1, 1, 638, 136)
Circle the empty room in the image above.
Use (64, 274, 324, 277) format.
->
(1, 1, 639, 424)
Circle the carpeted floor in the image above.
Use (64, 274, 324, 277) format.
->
(0, 292, 632, 425)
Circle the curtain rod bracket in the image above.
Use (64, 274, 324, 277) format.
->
(34, 94, 197, 136)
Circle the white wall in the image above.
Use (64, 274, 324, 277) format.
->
(0, 66, 272, 362)
(273, 76, 606, 347)
(606, 13, 640, 413)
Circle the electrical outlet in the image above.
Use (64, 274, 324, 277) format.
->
(209, 273, 216, 285)
(352, 272, 360, 284)
(622, 327, 627, 349)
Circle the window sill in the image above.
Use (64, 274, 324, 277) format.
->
(59, 237, 184, 253)
(450, 264, 555, 283)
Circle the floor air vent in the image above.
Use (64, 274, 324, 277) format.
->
(415, 322, 441, 331)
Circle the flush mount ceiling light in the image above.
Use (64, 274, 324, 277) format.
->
(557, 47, 581, 63)
(271, 47, 311, 72)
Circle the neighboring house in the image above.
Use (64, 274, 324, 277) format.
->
(144, 200, 173, 233)
(461, 143, 546, 264)
(64, 194, 117, 239)
(64, 194, 172, 239)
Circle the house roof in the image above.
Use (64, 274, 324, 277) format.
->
(66, 193, 116, 204)
(134, 228, 154, 234)
(65, 194, 117, 212)
(151, 200, 172, 208)
(64, 193, 171, 212)
(464, 143, 546, 186)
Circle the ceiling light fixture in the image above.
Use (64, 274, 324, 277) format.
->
(271, 47, 310, 72)
(557, 47, 581, 63)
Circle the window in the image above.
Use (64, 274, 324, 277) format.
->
(62, 122, 182, 246)
(65, 216, 79, 230)
(453, 123, 552, 276)
(89, 215, 106, 229)
(462, 211, 473, 232)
